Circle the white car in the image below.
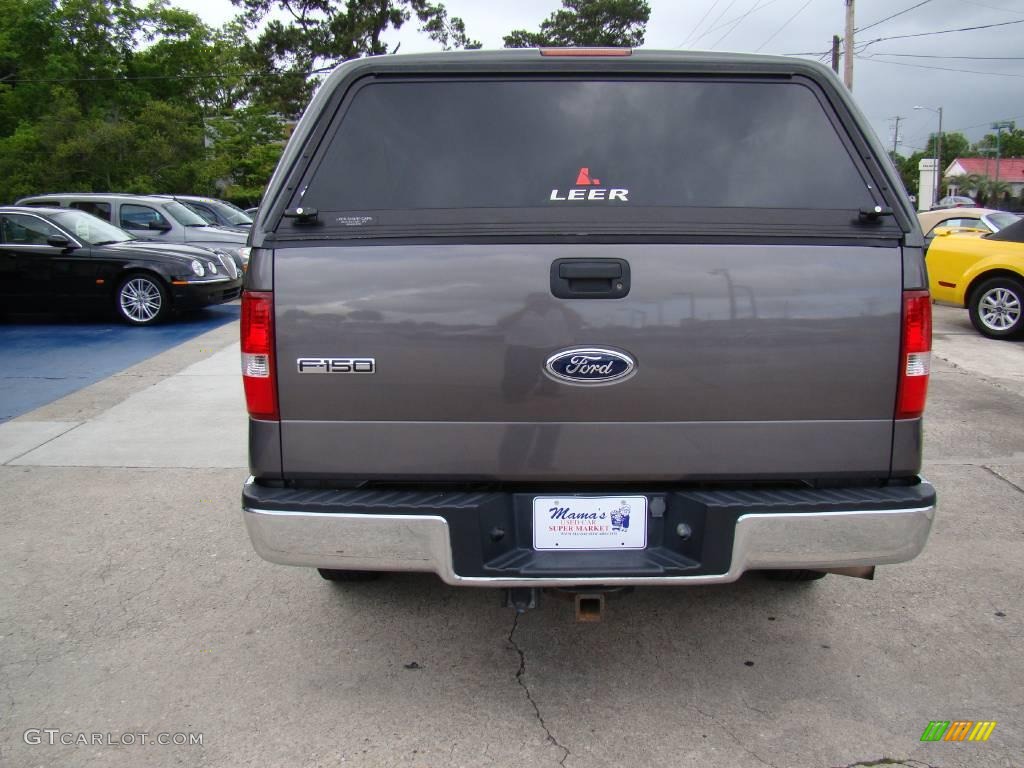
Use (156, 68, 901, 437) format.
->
(933, 195, 977, 209)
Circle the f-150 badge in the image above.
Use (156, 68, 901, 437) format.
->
(296, 358, 375, 374)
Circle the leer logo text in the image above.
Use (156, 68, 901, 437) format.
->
(550, 167, 628, 202)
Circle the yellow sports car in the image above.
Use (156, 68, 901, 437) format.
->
(917, 207, 1018, 249)
(926, 218, 1024, 339)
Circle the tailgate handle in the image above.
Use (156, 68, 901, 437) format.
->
(551, 258, 630, 299)
(559, 262, 621, 280)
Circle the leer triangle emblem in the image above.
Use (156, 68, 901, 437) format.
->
(550, 167, 629, 202)
(575, 167, 600, 186)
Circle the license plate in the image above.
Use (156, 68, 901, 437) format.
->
(533, 496, 647, 551)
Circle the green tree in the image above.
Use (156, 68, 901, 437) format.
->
(978, 177, 1011, 208)
(945, 173, 984, 198)
(204, 107, 286, 205)
(976, 126, 1024, 158)
(896, 151, 923, 197)
(0, 0, 279, 203)
(503, 0, 651, 48)
(922, 131, 972, 177)
(892, 133, 973, 201)
(0, 0, 482, 204)
(129, 9, 248, 113)
(230, 0, 480, 116)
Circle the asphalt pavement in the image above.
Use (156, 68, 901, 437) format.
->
(0, 304, 1022, 768)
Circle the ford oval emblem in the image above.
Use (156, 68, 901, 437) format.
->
(545, 347, 636, 385)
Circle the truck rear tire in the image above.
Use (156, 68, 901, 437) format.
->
(317, 568, 381, 582)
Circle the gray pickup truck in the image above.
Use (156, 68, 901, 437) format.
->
(239, 49, 936, 611)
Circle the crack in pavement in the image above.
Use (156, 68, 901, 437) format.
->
(507, 613, 570, 767)
(931, 353, 1024, 398)
(1, 422, 84, 465)
(688, 704, 778, 768)
(833, 759, 939, 768)
(982, 465, 1024, 495)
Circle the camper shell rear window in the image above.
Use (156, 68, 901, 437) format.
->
(282, 77, 889, 239)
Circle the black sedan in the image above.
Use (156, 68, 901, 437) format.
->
(0, 206, 243, 325)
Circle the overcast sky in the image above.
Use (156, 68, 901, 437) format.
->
(175, 0, 1024, 156)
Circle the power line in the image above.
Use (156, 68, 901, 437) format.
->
(691, 0, 742, 46)
(863, 52, 1024, 60)
(756, 0, 815, 52)
(785, 17, 1024, 56)
(901, 113, 1024, 149)
(858, 18, 1024, 49)
(680, 0, 725, 47)
(855, 0, 934, 34)
(696, 0, 788, 47)
(949, 114, 1024, 133)
(688, 0, 790, 47)
(855, 55, 1024, 78)
(711, 0, 774, 49)
(0, 65, 336, 86)
(959, 0, 1024, 16)
(3, 72, 247, 84)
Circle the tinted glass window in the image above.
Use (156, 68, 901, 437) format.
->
(184, 202, 218, 224)
(299, 80, 873, 214)
(70, 201, 112, 222)
(1, 214, 60, 245)
(204, 200, 252, 225)
(121, 204, 173, 230)
(987, 212, 1019, 231)
(52, 210, 134, 245)
(987, 218, 1024, 243)
(164, 201, 209, 227)
(932, 218, 982, 232)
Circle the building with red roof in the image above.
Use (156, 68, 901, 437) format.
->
(945, 157, 1024, 200)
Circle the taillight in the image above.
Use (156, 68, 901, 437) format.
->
(241, 290, 278, 420)
(896, 290, 931, 419)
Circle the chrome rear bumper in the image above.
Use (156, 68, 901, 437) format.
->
(242, 479, 935, 587)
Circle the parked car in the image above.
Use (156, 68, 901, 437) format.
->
(15, 193, 249, 270)
(172, 195, 253, 230)
(927, 217, 1024, 339)
(239, 50, 935, 612)
(933, 195, 976, 209)
(0, 206, 242, 325)
(917, 207, 1019, 249)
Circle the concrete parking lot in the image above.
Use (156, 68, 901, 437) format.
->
(1, 305, 1021, 768)
(0, 306, 239, 423)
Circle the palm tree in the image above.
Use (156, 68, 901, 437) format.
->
(944, 173, 983, 199)
(980, 178, 1011, 209)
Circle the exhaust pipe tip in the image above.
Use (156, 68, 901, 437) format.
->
(504, 587, 540, 613)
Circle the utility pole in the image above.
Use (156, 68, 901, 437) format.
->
(843, 0, 855, 90)
(831, 34, 841, 75)
(992, 120, 1016, 187)
(980, 146, 993, 179)
(890, 115, 903, 157)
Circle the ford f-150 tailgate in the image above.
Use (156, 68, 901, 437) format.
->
(253, 60, 921, 483)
